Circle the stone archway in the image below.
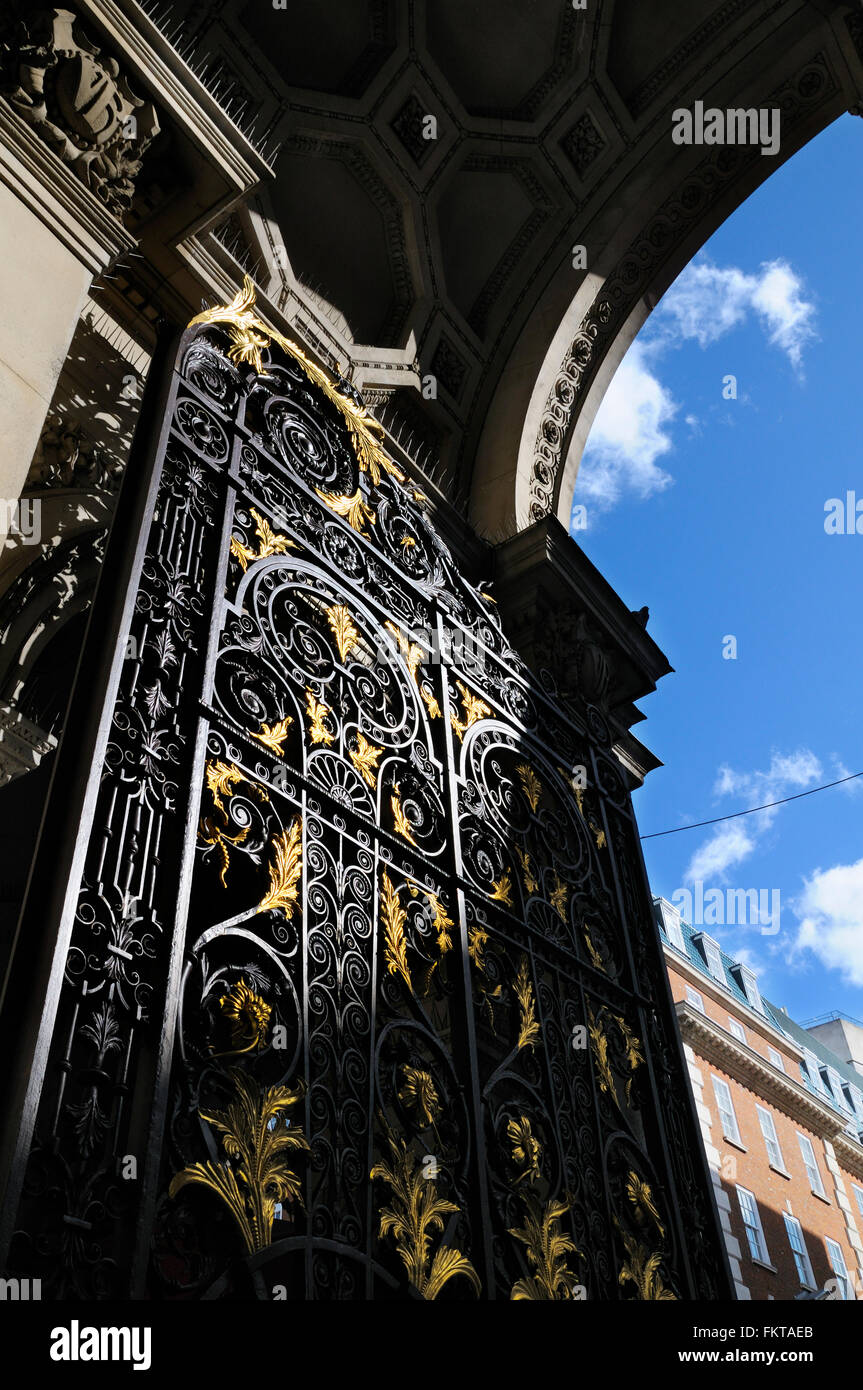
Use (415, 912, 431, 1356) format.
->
(468, 3, 863, 534)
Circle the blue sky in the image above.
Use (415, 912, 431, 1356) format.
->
(572, 112, 863, 1025)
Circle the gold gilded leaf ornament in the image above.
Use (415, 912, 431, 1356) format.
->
(516, 847, 538, 897)
(306, 689, 334, 746)
(258, 819, 303, 918)
(326, 603, 359, 661)
(581, 921, 605, 973)
(509, 1194, 581, 1300)
(550, 874, 569, 921)
(217, 979, 271, 1055)
(391, 788, 418, 846)
(315, 487, 376, 537)
(507, 1116, 541, 1184)
(626, 1171, 665, 1238)
(588, 1007, 644, 1111)
(199, 760, 269, 886)
(516, 763, 542, 813)
(398, 1065, 441, 1130)
(384, 621, 441, 719)
(617, 1226, 676, 1301)
(505, 1113, 582, 1298)
(468, 922, 489, 970)
(427, 893, 453, 954)
(248, 717, 293, 757)
(489, 870, 513, 907)
(169, 1069, 309, 1255)
(450, 680, 492, 741)
(230, 507, 295, 571)
(380, 872, 412, 993)
(371, 1129, 481, 1299)
(514, 955, 540, 1051)
(349, 731, 383, 789)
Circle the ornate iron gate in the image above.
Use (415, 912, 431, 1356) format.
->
(6, 281, 729, 1300)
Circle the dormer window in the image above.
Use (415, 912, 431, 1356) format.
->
(657, 899, 685, 953)
(730, 963, 763, 1014)
(693, 932, 725, 984)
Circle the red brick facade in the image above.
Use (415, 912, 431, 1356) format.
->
(665, 951, 863, 1300)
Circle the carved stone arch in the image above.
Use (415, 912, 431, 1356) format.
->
(469, 17, 863, 534)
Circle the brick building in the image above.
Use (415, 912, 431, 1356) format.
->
(656, 896, 863, 1300)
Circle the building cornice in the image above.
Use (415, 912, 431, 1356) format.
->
(80, 0, 271, 201)
(676, 1001, 863, 1174)
(833, 1133, 863, 1184)
(0, 103, 135, 275)
(664, 942, 805, 1059)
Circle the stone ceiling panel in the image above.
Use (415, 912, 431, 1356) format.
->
(436, 160, 546, 333)
(606, 0, 745, 114)
(237, 0, 397, 98)
(272, 139, 414, 346)
(426, 0, 581, 118)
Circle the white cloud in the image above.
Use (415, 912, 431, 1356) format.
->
(577, 256, 816, 520)
(657, 262, 752, 347)
(713, 749, 822, 825)
(658, 257, 817, 370)
(684, 822, 755, 882)
(683, 748, 822, 885)
(793, 858, 863, 986)
(750, 262, 817, 369)
(830, 757, 863, 796)
(576, 341, 677, 511)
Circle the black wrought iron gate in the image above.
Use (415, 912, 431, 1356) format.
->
(4, 282, 730, 1300)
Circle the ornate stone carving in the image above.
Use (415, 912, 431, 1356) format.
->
(0, 7, 159, 217)
(390, 92, 436, 167)
(0, 700, 56, 787)
(535, 602, 613, 710)
(562, 111, 605, 180)
(430, 334, 468, 401)
(28, 417, 124, 493)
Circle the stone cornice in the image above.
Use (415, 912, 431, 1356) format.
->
(80, 0, 270, 201)
(833, 1132, 863, 1184)
(664, 943, 805, 1059)
(0, 102, 135, 274)
(677, 1001, 863, 1160)
(490, 515, 673, 784)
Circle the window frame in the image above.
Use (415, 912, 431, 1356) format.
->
(767, 1045, 785, 1072)
(797, 1132, 827, 1198)
(825, 1236, 853, 1301)
(712, 1074, 742, 1146)
(728, 1018, 746, 1044)
(694, 932, 725, 984)
(756, 1105, 785, 1171)
(736, 1185, 769, 1264)
(783, 1213, 816, 1290)
(685, 985, 705, 1013)
(658, 900, 686, 952)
